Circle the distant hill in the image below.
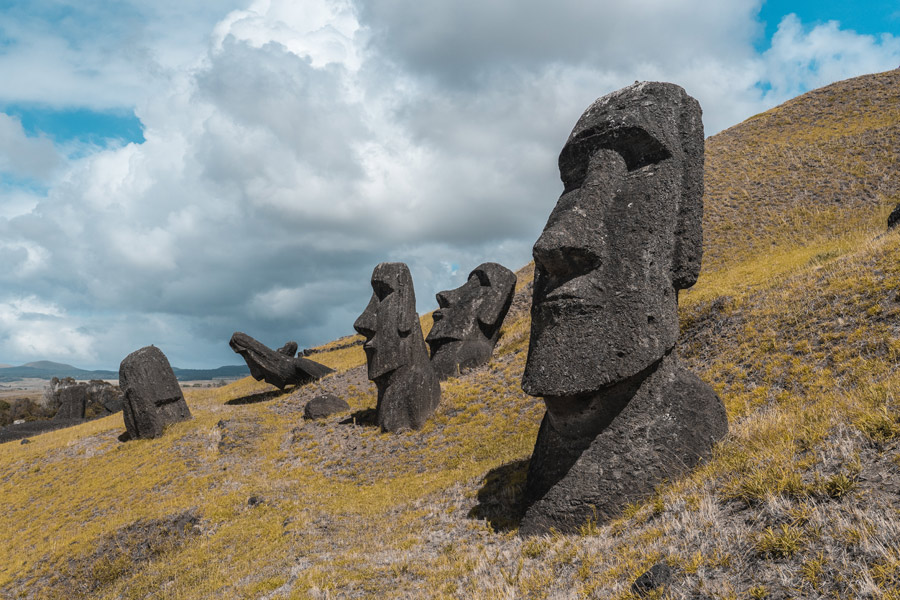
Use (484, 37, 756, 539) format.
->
(0, 362, 249, 382)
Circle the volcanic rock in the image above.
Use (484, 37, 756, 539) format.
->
(229, 332, 333, 390)
(119, 346, 192, 440)
(304, 394, 350, 420)
(354, 262, 441, 432)
(519, 82, 728, 534)
(426, 262, 516, 379)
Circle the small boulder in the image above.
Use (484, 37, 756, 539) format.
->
(889, 203, 900, 230)
(632, 563, 673, 596)
(119, 346, 192, 440)
(304, 394, 350, 420)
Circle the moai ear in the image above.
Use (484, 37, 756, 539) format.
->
(474, 265, 517, 331)
(670, 93, 705, 290)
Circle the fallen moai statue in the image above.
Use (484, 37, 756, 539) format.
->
(120, 345, 192, 440)
(354, 262, 440, 432)
(229, 332, 334, 390)
(519, 81, 729, 534)
(426, 262, 517, 380)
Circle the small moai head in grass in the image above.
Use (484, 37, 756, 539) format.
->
(426, 262, 517, 379)
(523, 81, 705, 399)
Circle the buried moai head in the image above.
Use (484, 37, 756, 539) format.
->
(354, 262, 422, 381)
(522, 81, 704, 398)
(354, 262, 441, 432)
(426, 262, 517, 379)
(119, 345, 192, 440)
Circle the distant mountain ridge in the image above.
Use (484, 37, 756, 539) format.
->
(0, 361, 250, 382)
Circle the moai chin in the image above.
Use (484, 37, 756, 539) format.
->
(119, 345, 192, 440)
(426, 262, 517, 380)
(354, 262, 441, 432)
(519, 81, 729, 535)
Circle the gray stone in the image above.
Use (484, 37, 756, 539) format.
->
(304, 394, 350, 420)
(426, 262, 517, 379)
(229, 332, 334, 390)
(519, 82, 728, 535)
(119, 346, 192, 440)
(354, 262, 441, 432)
(632, 563, 673, 596)
(889, 203, 900, 230)
(54, 384, 87, 420)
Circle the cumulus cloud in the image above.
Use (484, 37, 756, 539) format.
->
(0, 0, 898, 368)
(0, 114, 61, 180)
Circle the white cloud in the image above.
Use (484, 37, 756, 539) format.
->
(0, 113, 61, 179)
(760, 14, 900, 104)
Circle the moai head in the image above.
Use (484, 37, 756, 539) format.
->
(426, 262, 517, 378)
(522, 81, 704, 398)
(354, 262, 420, 381)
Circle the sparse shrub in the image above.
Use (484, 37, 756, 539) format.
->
(755, 524, 805, 558)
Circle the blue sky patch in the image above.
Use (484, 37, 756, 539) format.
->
(757, 0, 900, 52)
(1, 104, 145, 147)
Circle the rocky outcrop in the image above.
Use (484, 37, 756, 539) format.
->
(229, 332, 334, 390)
(426, 262, 516, 379)
(354, 262, 440, 432)
(520, 82, 728, 534)
(119, 346, 192, 440)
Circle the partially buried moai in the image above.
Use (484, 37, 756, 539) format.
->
(426, 262, 517, 379)
(119, 345, 192, 440)
(354, 262, 441, 432)
(519, 81, 729, 535)
(229, 332, 334, 390)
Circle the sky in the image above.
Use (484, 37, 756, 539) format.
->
(0, 1, 898, 369)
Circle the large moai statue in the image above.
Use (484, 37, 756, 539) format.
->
(354, 262, 441, 432)
(426, 262, 517, 379)
(519, 82, 729, 535)
(119, 346, 192, 440)
(229, 332, 334, 390)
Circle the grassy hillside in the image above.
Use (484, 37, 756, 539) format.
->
(3, 69, 900, 599)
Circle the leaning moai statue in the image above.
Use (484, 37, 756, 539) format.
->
(229, 332, 334, 390)
(519, 82, 729, 535)
(426, 262, 517, 379)
(354, 262, 441, 432)
(119, 345, 192, 440)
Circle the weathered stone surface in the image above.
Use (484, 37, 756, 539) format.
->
(304, 394, 350, 420)
(277, 341, 299, 357)
(520, 82, 728, 534)
(632, 563, 674, 596)
(48, 378, 123, 420)
(889, 203, 900, 230)
(426, 262, 517, 379)
(229, 332, 334, 390)
(119, 346, 192, 440)
(354, 262, 441, 432)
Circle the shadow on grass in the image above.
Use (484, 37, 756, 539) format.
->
(225, 389, 287, 406)
(468, 458, 529, 532)
(339, 408, 378, 427)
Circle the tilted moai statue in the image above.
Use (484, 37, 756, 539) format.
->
(426, 262, 517, 379)
(119, 345, 192, 440)
(229, 332, 334, 390)
(519, 82, 729, 535)
(354, 262, 441, 432)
